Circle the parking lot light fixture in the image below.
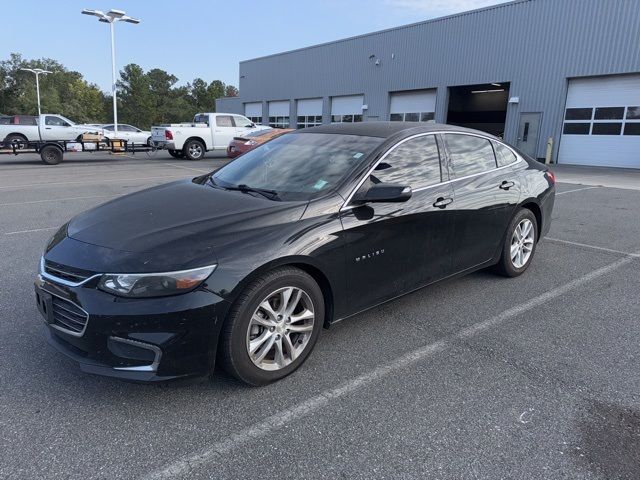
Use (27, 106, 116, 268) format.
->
(81, 8, 140, 138)
(20, 68, 52, 116)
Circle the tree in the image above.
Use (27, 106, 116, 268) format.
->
(224, 85, 239, 97)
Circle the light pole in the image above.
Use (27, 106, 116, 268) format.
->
(81, 8, 140, 138)
(20, 68, 52, 116)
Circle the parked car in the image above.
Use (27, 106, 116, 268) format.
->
(0, 114, 100, 144)
(35, 122, 555, 385)
(101, 124, 152, 146)
(227, 127, 293, 158)
(151, 112, 270, 160)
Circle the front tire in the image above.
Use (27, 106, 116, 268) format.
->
(184, 140, 205, 160)
(493, 208, 538, 277)
(220, 267, 324, 386)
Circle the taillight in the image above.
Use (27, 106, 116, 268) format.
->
(165, 130, 173, 140)
(545, 170, 556, 185)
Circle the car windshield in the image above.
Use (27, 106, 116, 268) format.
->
(212, 133, 383, 201)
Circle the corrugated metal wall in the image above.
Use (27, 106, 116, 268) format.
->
(216, 0, 640, 158)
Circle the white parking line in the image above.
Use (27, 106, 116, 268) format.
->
(142, 252, 638, 480)
(0, 194, 125, 207)
(0, 174, 186, 190)
(556, 186, 600, 196)
(545, 237, 640, 258)
(164, 163, 211, 174)
(4, 227, 58, 235)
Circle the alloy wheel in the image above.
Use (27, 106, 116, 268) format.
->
(188, 143, 203, 158)
(246, 286, 315, 371)
(510, 218, 534, 268)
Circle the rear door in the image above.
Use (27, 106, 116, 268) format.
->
(340, 134, 455, 313)
(213, 115, 236, 148)
(443, 133, 515, 272)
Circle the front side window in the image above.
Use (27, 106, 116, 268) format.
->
(233, 116, 253, 128)
(216, 115, 234, 127)
(445, 134, 497, 178)
(211, 133, 383, 200)
(369, 135, 442, 189)
(492, 141, 518, 167)
(45, 116, 70, 127)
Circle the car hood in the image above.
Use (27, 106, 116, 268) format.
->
(49, 179, 307, 273)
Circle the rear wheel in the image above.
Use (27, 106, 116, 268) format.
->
(168, 149, 184, 159)
(493, 208, 538, 277)
(184, 140, 205, 160)
(5, 134, 27, 149)
(220, 267, 324, 386)
(40, 145, 63, 165)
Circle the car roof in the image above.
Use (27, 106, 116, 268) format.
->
(296, 121, 497, 139)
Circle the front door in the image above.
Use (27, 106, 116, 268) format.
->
(340, 134, 456, 314)
(517, 113, 541, 159)
(214, 115, 237, 148)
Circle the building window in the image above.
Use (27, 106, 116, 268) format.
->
(331, 114, 363, 123)
(269, 116, 290, 128)
(247, 116, 262, 125)
(564, 106, 640, 137)
(297, 115, 322, 129)
(389, 112, 435, 122)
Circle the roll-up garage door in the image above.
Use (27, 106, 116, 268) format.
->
(331, 95, 364, 123)
(559, 74, 640, 168)
(297, 98, 323, 128)
(268, 100, 290, 128)
(389, 89, 436, 122)
(244, 102, 262, 124)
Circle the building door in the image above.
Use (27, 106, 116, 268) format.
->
(559, 74, 640, 168)
(517, 113, 541, 159)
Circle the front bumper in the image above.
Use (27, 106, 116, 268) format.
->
(35, 273, 230, 382)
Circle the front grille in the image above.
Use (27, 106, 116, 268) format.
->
(44, 260, 92, 284)
(51, 296, 88, 334)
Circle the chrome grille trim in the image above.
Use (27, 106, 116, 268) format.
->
(40, 257, 101, 287)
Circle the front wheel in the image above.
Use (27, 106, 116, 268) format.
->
(219, 267, 324, 386)
(183, 140, 205, 160)
(493, 208, 538, 277)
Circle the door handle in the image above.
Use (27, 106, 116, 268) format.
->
(45, 127, 51, 129)
(433, 197, 453, 208)
(499, 181, 515, 190)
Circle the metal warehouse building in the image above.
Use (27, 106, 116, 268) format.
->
(217, 0, 640, 168)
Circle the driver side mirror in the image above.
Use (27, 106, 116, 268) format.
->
(352, 183, 412, 204)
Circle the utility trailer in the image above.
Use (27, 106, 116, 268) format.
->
(0, 138, 159, 165)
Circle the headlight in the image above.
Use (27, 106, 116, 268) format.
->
(98, 265, 216, 298)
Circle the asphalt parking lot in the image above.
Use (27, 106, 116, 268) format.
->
(1, 153, 639, 480)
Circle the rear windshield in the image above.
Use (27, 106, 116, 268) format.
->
(212, 133, 383, 201)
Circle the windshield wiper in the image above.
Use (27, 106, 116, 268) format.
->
(224, 184, 280, 200)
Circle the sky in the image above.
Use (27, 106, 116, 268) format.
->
(3, 0, 509, 92)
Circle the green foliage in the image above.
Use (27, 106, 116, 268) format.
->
(0, 53, 238, 129)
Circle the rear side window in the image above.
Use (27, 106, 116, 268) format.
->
(492, 141, 518, 167)
(216, 116, 233, 127)
(445, 134, 497, 177)
(371, 135, 442, 189)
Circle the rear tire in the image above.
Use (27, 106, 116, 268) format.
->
(40, 145, 63, 165)
(493, 208, 538, 277)
(5, 133, 27, 149)
(220, 267, 324, 386)
(183, 139, 205, 160)
(168, 149, 184, 159)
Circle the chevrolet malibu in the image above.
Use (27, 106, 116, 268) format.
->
(35, 122, 555, 385)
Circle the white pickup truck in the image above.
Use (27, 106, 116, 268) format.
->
(151, 112, 270, 160)
(0, 114, 99, 144)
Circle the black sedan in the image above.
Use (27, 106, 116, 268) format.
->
(35, 122, 555, 385)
